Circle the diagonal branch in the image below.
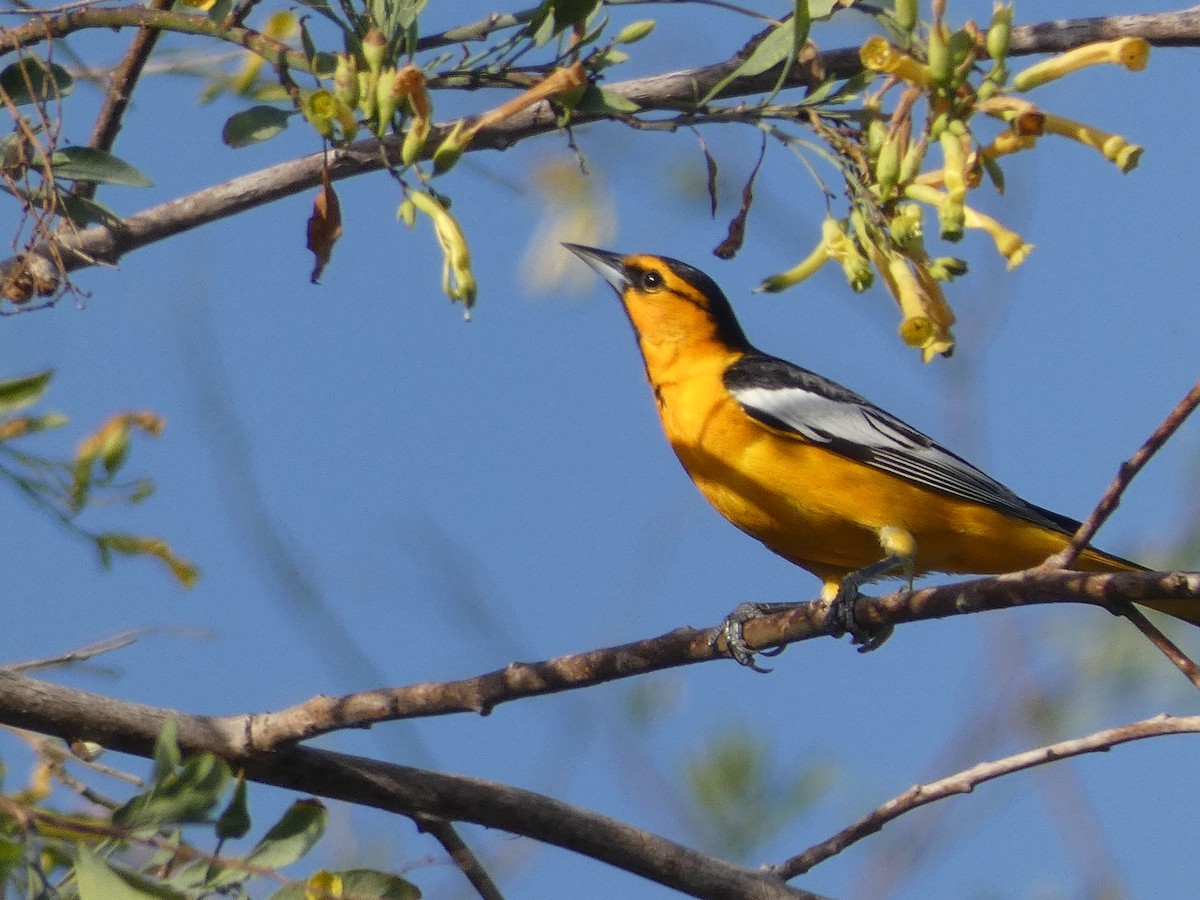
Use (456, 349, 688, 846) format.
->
(0, 669, 820, 900)
(772, 712, 1200, 879)
(5, 9, 1200, 285)
(210, 569, 1200, 750)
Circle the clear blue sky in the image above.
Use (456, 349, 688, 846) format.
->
(5, 2, 1199, 897)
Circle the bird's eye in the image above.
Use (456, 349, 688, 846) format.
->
(640, 270, 664, 291)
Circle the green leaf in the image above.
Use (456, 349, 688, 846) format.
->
(0, 369, 52, 417)
(223, 106, 292, 148)
(269, 869, 421, 900)
(242, 799, 327, 870)
(49, 147, 153, 187)
(216, 772, 251, 841)
(574, 84, 639, 114)
(76, 846, 187, 900)
(0, 58, 73, 106)
(152, 719, 182, 782)
(115, 744, 230, 831)
(56, 192, 123, 228)
(702, 19, 796, 103)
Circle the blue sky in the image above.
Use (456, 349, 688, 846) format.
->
(4, 2, 1199, 897)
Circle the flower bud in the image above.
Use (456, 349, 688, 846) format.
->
(614, 20, 655, 44)
(362, 27, 387, 78)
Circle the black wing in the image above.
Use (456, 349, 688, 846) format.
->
(723, 354, 1079, 534)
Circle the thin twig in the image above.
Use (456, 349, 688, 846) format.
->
(773, 712, 1200, 879)
(1049, 377, 1200, 568)
(75, 0, 173, 201)
(413, 814, 506, 900)
(1118, 604, 1200, 691)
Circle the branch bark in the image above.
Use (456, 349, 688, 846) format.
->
(4, 8, 1200, 284)
(0, 669, 819, 900)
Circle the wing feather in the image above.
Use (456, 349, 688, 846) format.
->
(724, 355, 1076, 533)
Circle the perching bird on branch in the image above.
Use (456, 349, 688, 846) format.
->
(565, 244, 1197, 666)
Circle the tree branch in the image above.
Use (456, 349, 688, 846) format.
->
(5, 8, 1200, 286)
(773, 712, 1200, 879)
(199, 570, 1200, 750)
(0, 669, 820, 900)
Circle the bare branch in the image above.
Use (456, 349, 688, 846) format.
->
(1048, 376, 1200, 568)
(0, 669, 821, 900)
(223, 569, 1199, 749)
(773, 712, 1200, 879)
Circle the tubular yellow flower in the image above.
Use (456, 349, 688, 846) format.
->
(825, 218, 873, 292)
(979, 129, 1037, 160)
(886, 256, 933, 349)
(756, 241, 830, 293)
(300, 89, 336, 138)
(1013, 38, 1150, 92)
(962, 205, 1034, 268)
(860, 36, 930, 88)
(939, 129, 968, 204)
(408, 190, 477, 310)
(1040, 112, 1143, 172)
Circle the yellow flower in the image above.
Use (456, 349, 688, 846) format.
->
(1039, 112, 1143, 173)
(859, 36, 930, 88)
(408, 191, 477, 310)
(1013, 38, 1150, 92)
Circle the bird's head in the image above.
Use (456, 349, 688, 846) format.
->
(563, 244, 750, 350)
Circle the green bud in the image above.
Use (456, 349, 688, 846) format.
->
(874, 131, 902, 197)
(432, 120, 470, 175)
(614, 19, 655, 44)
(375, 66, 399, 137)
(401, 117, 432, 167)
(893, 0, 918, 34)
(333, 53, 359, 108)
(927, 24, 952, 87)
(362, 27, 387, 78)
(928, 256, 968, 280)
(397, 196, 416, 228)
(987, 3, 1014, 62)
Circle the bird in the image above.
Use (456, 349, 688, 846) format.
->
(564, 243, 1197, 665)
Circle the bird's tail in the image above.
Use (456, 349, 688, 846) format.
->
(1076, 545, 1200, 626)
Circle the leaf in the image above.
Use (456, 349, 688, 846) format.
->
(243, 799, 327, 871)
(703, 19, 796, 103)
(223, 106, 292, 148)
(215, 772, 251, 841)
(0, 369, 52, 417)
(692, 130, 719, 218)
(573, 84, 639, 114)
(76, 846, 187, 900)
(56, 191, 124, 228)
(270, 869, 421, 900)
(0, 58, 73, 106)
(115, 750, 230, 831)
(94, 533, 201, 589)
(153, 719, 182, 781)
(307, 167, 342, 284)
(713, 138, 765, 260)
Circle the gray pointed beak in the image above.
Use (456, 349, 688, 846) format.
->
(563, 243, 629, 294)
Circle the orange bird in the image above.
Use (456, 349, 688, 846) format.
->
(566, 245, 1196, 663)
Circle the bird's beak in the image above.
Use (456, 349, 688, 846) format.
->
(563, 243, 629, 294)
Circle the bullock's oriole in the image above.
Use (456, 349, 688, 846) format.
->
(565, 243, 1197, 664)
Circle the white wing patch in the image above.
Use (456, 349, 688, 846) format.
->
(730, 383, 1049, 521)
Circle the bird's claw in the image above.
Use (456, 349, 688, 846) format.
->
(829, 583, 893, 653)
(711, 602, 788, 673)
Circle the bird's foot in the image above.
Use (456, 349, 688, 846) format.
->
(711, 602, 794, 673)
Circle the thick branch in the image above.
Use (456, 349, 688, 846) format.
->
(4, 9, 1200, 282)
(0, 669, 817, 900)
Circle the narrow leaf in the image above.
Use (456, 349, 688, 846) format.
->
(215, 772, 251, 841)
(48, 147, 152, 186)
(0, 58, 73, 106)
(0, 369, 52, 417)
(713, 138, 766, 259)
(243, 799, 327, 870)
(223, 106, 292, 148)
